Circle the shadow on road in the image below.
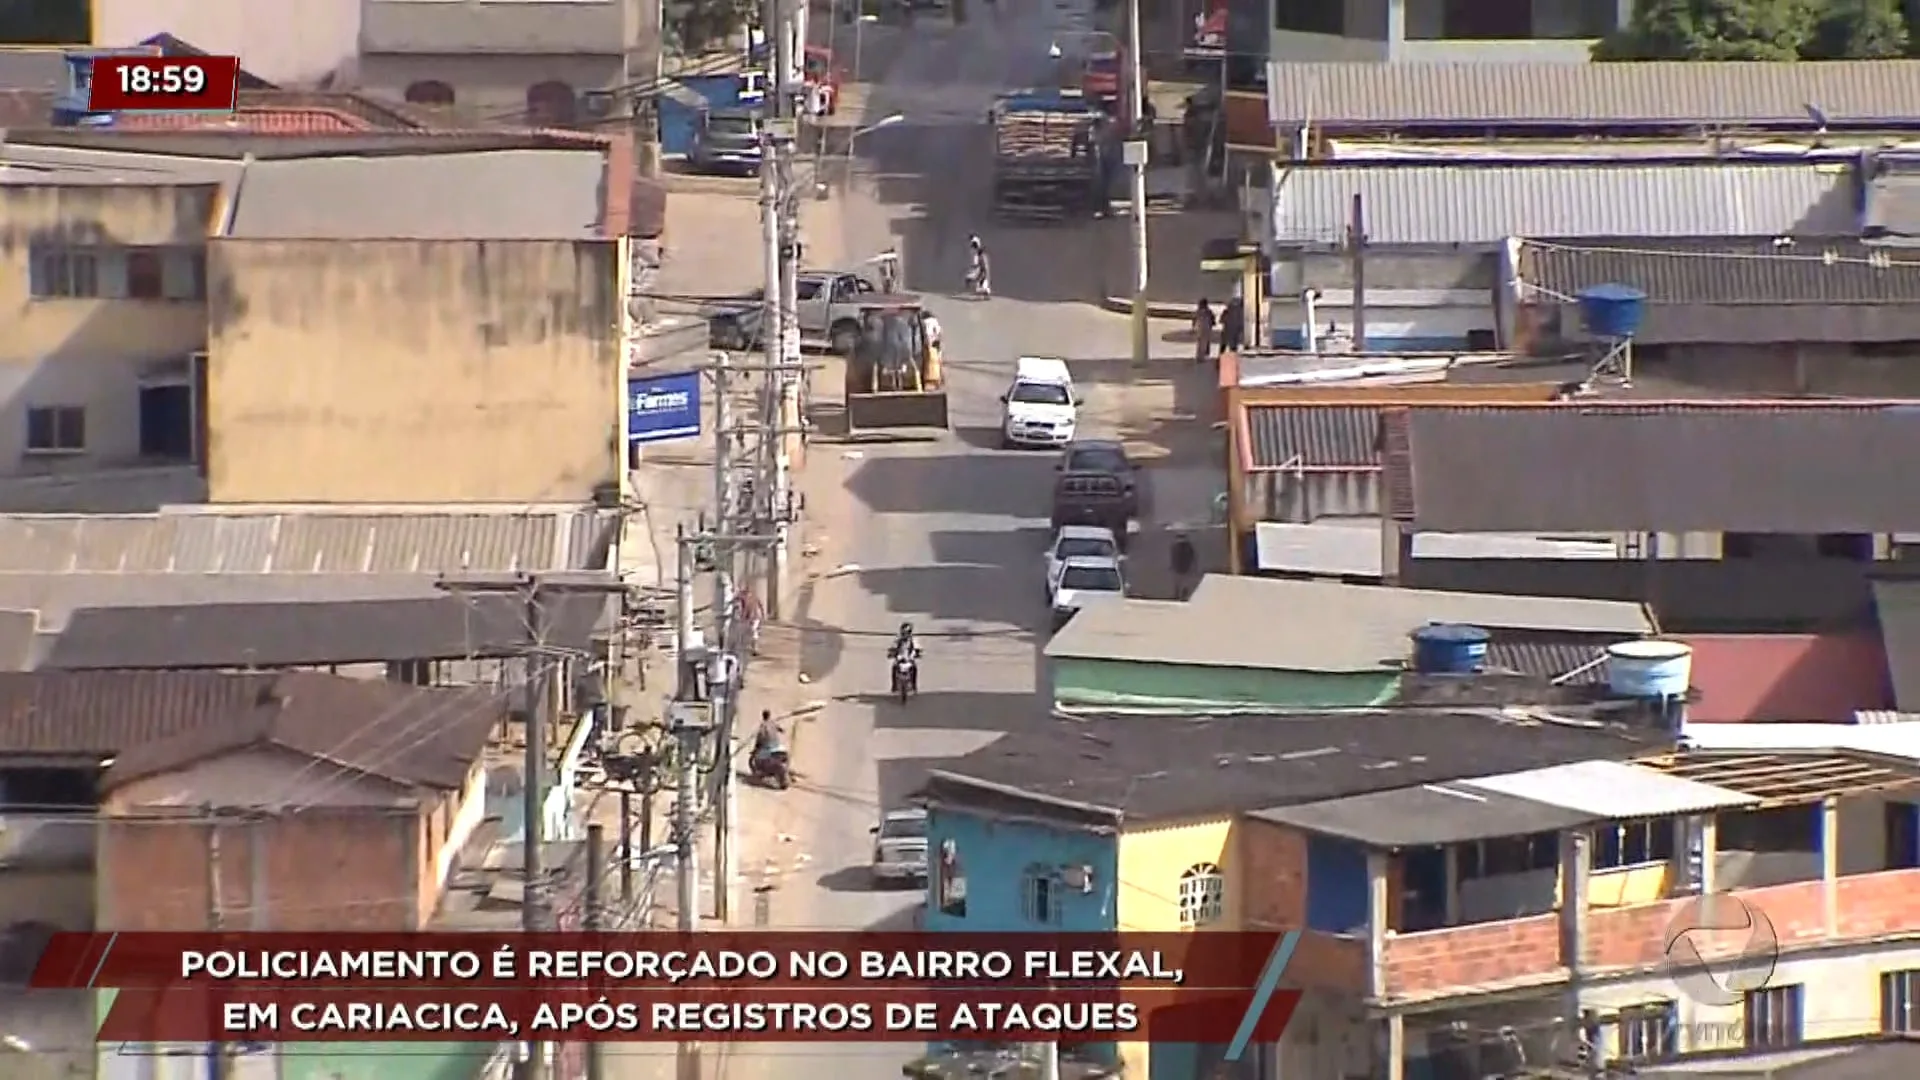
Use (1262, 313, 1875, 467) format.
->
(926, 525, 1052, 566)
(793, 576, 847, 683)
(854, 564, 1043, 626)
(856, 688, 1042, 731)
(846, 453, 1051, 516)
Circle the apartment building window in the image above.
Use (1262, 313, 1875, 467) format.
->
(30, 248, 99, 297)
(28, 245, 206, 301)
(1022, 867, 1060, 926)
(24, 406, 86, 454)
(1593, 819, 1677, 870)
(1744, 985, 1804, 1050)
(1179, 863, 1225, 927)
(1618, 1002, 1677, 1062)
(1883, 970, 1920, 1033)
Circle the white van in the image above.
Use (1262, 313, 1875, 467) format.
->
(1000, 356, 1078, 449)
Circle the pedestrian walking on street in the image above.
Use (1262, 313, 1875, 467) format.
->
(1220, 294, 1245, 355)
(1193, 298, 1216, 364)
(1170, 532, 1198, 599)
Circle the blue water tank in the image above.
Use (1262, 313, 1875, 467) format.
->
(1410, 623, 1490, 675)
(1576, 283, 1647, 340)
(1606, 640, 1693, 699)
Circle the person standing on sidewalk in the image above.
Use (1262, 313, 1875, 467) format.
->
(1220, 294, 1245, 356)
(1170, 532, 1198, 599)
(1193, 298, 1216, 364)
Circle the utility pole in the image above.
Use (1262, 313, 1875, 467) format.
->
(1349, 192, 1368, 351)
(436, 574, 627, 1080)
(669, 534, 712, 1080)
(710, 352, 741, 924)
(585, 822, 607, 1080)
(1125, 0, 1150, 366)
(624, 0, 663, 175)
(766, 0, 803, 622)
(206, 808, 231, 1080)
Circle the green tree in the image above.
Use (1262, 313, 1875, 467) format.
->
(0, 0, 89, 43)
(1807, 0, 1909, 55)
(1595, 0, 1823, 58)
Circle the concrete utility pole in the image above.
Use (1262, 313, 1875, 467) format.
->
(668, 532, 711, 1080)
(1125, 0, 1151, 365)
(767, 0, 804, 621)
(708, 351, 741, 924)
(435, 574, 627, 1080)
(206, 807, 231, 1080)
(625, 0, 664, 175)
(584, 823, 607, 1080)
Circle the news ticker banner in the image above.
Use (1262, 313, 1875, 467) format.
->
(34, 932, 1306, 1045)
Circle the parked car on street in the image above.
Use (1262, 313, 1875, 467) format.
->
(1044, 525, 1122, 594)
(871, 807, 929, 887)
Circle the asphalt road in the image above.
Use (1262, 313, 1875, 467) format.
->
(710, 2, 1204, 1078)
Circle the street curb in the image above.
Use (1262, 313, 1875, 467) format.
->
(1100, 295, 1193, 318)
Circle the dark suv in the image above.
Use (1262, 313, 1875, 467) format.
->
(1051, 471, 1131, 543)
(1057, 439, 1139, 517)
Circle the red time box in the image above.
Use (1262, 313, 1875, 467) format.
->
(88, 55, 240, 113)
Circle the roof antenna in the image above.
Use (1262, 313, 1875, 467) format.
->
(1804, 102, 1830, 137)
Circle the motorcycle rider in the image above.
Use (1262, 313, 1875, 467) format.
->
(966, 235, 992, 296)
(887, 622, 920, 694)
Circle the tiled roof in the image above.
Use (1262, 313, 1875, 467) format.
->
(42, 592, 612, 670)
(1273, 162, 1860, 247)
(1243, 404, 1382, 469)
(1393, 403, 1920, 533)
(1265, 61, 1920, 129)
(109, 107, 379, 135)
(1679, 633, 1893, 723)
(1519, 238, 1920, 304)
(0, 670, 503, 796)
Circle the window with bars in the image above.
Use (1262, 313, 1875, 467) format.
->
(1022, 867, 1060, 926)
(1179, 863, 1225, 928)
(1745, 985, 1804, 1050)
(1617, 1002, 1676, 1062)
(24, 406, 86, 454)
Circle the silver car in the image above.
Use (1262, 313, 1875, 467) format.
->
(870, 807, 928, 887)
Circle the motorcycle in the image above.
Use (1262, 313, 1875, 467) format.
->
(891, 650, 919, 704)
(749, 741, 791, 790)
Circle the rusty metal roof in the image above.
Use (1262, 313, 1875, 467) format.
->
(0, 507, 614, 575)
(1393, 403, 1920, 533)
(1519, 237, 1920, 305)
(0, 670, 504, 796)
(1266, 61, 1920, 129)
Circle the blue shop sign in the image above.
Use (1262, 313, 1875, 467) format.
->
(628, 371, 701, 444)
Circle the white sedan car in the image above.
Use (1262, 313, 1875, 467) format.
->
(1044, 525, 1123, 593)
(1049, 554, 1127, 629)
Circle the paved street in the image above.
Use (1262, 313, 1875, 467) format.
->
(707, 4, 1208, 1080)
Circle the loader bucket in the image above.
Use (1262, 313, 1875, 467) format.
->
(846, 391, 950, 432)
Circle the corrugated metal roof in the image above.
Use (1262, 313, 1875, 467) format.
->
(1244, 404, 1383, 468)
(1518, 237, 1920, 304)
(229, 151, 608, 239)
(1400, 404, 1920, 533)
(1247, 782, 1597, 849)
(1462, 760, 1758, 817)
(1043, 574, 1651, 671)
(1867, 172, 1920, 237)
(1264, 61, 1920, 128)
(1252, 521, 1616, 578)
(1273, 163, 1861, 247)
(0, 507, 612, 575)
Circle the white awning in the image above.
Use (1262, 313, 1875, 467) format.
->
(1461, 759, 1758, 819)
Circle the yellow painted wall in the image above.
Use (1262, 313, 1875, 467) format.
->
(1117, 816, 1242, 1080)
(0, 183, 215, 470)
(206, 237, 619, 504)
(1587, 864, 1670, 908)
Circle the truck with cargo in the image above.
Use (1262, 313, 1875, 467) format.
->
(989, 89, 1108, 220)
